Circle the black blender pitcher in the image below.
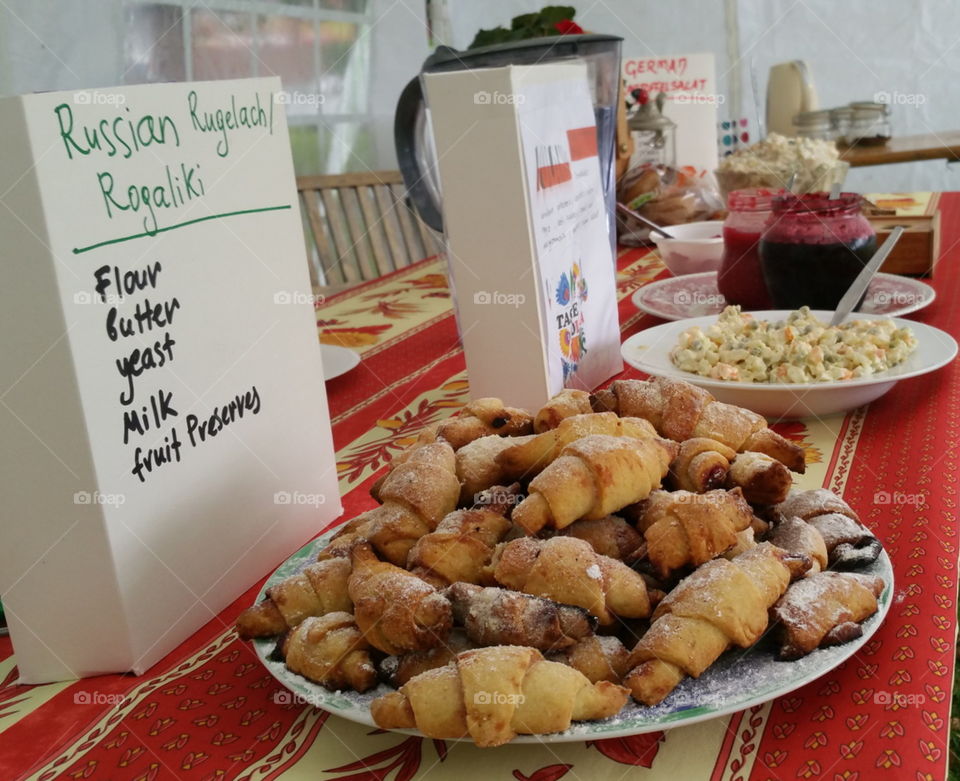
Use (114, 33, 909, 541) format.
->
(394, 34, 623, 245)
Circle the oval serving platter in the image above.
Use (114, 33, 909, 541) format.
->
(251, 528, 894, 744)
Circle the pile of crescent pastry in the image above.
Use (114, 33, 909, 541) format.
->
(236, 376, 886, 747)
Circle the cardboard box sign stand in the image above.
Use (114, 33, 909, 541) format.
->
(0, 78, 342, 684)
(424, 63, 624, 413)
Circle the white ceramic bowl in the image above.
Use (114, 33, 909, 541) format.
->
(621, 311, 958, 419)
(651, 220, 725, 276)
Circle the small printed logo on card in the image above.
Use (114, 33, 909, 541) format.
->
(554, 262, 589, 380)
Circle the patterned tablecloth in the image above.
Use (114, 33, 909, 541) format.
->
(3, 196, 959, 781)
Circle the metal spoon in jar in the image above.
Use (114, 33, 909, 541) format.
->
(616, 202, 675, 239)
(829, 226, 905, 326)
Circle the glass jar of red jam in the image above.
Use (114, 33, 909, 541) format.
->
(717, 188, 782, 310)
(759, 192, 877, 310)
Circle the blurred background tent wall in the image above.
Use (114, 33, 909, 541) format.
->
(0, 0, 430, 177)
(443, 0, 960, 194)
(0, 0, 956, 192)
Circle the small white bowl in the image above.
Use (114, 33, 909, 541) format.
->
(651, 221, 725, 276)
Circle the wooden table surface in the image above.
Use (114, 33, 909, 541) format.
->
(839, 130, 960, 167)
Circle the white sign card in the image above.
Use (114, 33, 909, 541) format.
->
(516, 77, 623, 391)
(424, 63, 622, 412)
(0, 78, 342, 683)
(622, 52, 720, 174)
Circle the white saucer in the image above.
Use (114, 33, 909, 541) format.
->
(632, 272, 935, 321)
(320, 344, 361, 380)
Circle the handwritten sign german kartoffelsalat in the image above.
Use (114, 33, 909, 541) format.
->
(0, 78, 341, 683)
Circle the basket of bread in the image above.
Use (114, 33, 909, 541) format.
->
(616, 165, 727, 245)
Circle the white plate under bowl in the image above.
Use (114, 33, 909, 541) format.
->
(621, 311, 957, 419)
(632, 272, 936, 321)
(320, 343, 361, 381)
(252, 528, 893, 744)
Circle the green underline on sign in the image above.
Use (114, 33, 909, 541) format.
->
(71, 204, 293, 255)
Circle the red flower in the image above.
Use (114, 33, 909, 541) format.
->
(513, 764, 572, 781)
(553, 19, 584, 35)
(325, 735, 425, 781)
(588, 731, 664, 766)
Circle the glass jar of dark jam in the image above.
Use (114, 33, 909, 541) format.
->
(718, 188, 783, 310)
(759, 192, 877, 310)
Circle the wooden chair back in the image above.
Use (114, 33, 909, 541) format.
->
(296, 171, 442, 287)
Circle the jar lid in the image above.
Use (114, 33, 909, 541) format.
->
(628, 92, 676, 132)
(771, 191, 864, 216)
(849, 101, 890, 117)
(727, 187, 787, 212)
(629, 108, 675, 132)
(794, 110, 831, 126)
(829, 106, 855, 119)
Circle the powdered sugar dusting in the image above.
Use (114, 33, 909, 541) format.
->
(255, 518, 893, 744)
(808, 513, 871, 548)
(464, 587, 511, 638)
(595, 635, 625, 654)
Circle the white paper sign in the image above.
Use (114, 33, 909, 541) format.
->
(516, 78, 622, 392)
(0, 78, 341, 683)
(622, 52, 720, 174)
(424, 63, 622, 412)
